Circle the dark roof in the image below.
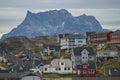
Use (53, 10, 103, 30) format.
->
(73, 47, 94, 56)
(34, 60, 49, 66)
(63, 34, 85, 39)
(42, 44, 61, 51)
(90, 31, 112, 36)
(109, 68, 120, 76)
(88, 61, 96, 69)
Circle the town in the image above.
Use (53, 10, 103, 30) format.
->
(0, 30, 120, 80)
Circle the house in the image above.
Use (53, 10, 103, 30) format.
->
(108, 30, 120, 44)
(89, 32, 112, 43)
(109, 68, 120, 77)
(43, 57, 73, 74)
(76, 62, 98, 77)
(60, 33, 86, 51)
(42, 44, 61, 57)
(96, 50, 118, 61)
(71, 47, 98, 76)
(71, 47, 95, 67)
(30, 60, 49, 73)
(56, 34, 70, 44)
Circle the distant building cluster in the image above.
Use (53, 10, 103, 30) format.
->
(0, 30, 120, 77)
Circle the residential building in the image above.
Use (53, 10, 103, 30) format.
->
(89, 32, 112, 43)
(96, 50, 118, 62)
(42, 44, 61, 56)
(71, 47, 98, 76)
(30, 60, 49, 74)
(56, 34, 70, 43)
(60, 33, 86, 50)
(71, 47, 95, 67)
(76, 62, 98, 77)
(108, 30, 120, 44)
(43, 57, 73, 74)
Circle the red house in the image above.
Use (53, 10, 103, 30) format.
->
(89, 32, 112, 43)
(76, 62, 99, 77)
(108, 30, 120, 44)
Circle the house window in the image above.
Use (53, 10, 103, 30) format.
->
(83, 65, 87, 68)
(91, 70, 94, 73)
(83, 57, 84, 59)
(83, 70, 87, 74)
(64, 68, 67, 70)
(68, 68, 70, 70)
(59, 68, 61, 70)
(61, 62, 64, 65)
(78, 41, 82, 43)
(45, 68, 47, 71)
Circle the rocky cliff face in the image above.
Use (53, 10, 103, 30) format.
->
(1, 9, 106, 41)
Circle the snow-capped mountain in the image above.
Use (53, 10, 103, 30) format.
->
(1, 9, 106, 40)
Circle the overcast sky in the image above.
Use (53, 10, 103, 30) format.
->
(0, 0, 120, 38)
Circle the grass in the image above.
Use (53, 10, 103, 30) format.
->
(42, 73, 74, 78)
(59, 53, 71, 59)
(97, 59, 120, 75)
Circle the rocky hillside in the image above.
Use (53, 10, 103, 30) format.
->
(0, 36, 57, 54)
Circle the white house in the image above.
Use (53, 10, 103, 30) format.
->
(60, 33, 86, 50)
(71, 47, 95, 67)
(96, 50, 118, 61)
(96, 50, 118, 58)
(43, 57, 73, 74)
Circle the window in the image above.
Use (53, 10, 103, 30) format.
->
(45, 68, 47, 71)
(68, 68, 70, 70)
(83, 65, 86, 68)
(78, 41, 82, 43)
(64, 68, 67, 70)
(61, 62, 64, 65)
(59, 68, 61, 70)
(83, 70, 87, 74)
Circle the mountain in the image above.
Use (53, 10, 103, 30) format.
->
(1, 9, 107, 41)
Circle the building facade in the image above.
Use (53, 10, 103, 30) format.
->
(71, 47, 95, 67)
(76, 62, 98, 77)
(43, 58, 73, 74)
(60, 33, 86, 50)
(108, 30, 120, 44)
(89, 32, 112, 43)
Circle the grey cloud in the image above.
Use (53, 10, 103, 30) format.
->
(0, 0, 120, 9)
